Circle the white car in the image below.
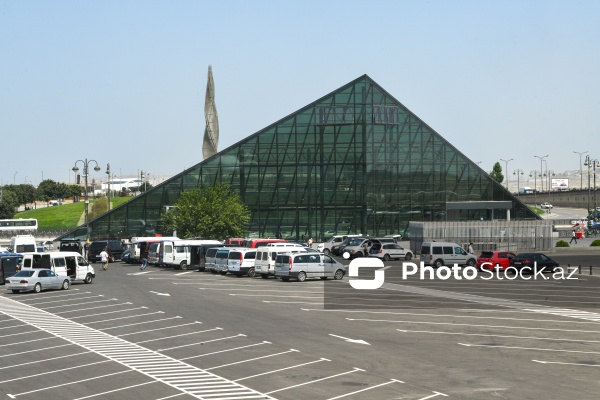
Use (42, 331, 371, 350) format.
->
(5, 268, 71, 293)
(370, 243, 414, 261)
(540, 202, 553, 209)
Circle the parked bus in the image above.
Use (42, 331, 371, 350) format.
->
(0, 219, 38, 233)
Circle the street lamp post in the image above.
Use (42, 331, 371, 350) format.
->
(530, 170, 539, 207)
(105, 163, 111, 211)
(500, 158, 513, 190)
(534, 155, 548, 194)
(574, 150, 588, 190)
(72, 159, 101, 240)
(13, 172, 17, 184)
(584, 157, 599, 213)
(514, 169, 524, 196)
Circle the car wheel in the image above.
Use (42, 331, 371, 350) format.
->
(61, 280, 70, 290)
(11, 290, 20, 294)
(383, 254, 391, 261)
(34, 283, 42, 293)
(84, 274, 93, 284)
(179, 261, 187, 270)
(323, 249, 330, 255)
(405, 253, 413, 260)
(297, 271, 307, 282)
(261, 274, 269, 279)
(334, 269, 344, 280)
(466, 259, 476, 267)
(434, 259, 444, 268)
(247, 267, 256, 278)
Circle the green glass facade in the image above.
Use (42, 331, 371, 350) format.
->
(62, 75, 539, 242)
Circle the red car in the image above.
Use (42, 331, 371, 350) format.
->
(476, 251, 516, 270)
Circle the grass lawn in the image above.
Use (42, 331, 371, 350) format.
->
(14, 196, 134, 230)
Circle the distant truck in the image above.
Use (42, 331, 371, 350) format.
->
(519, 187, 534, 194)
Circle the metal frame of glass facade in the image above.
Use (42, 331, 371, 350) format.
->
(60, 75, 539, 242)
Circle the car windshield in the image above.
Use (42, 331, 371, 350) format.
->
(349, 238, 363, 246)
(479, 251, 494, 258)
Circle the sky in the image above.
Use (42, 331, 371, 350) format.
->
(1, 0, 599, 188)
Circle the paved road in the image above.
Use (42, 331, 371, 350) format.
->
(3, 259, 600, 399)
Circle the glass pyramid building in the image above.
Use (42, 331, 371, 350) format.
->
(62, 75, 539, 242)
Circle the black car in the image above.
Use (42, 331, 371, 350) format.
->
(88, 240, 125, 263)
(511, 253, 559, 273)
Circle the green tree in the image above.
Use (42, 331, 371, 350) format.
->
(490, 162, 504, 184)
(160, 183, 250, 240)
(0, 188, 18, 218)
(37, 179, 60, 203)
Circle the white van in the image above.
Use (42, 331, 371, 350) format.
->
(227, 248, 257, 277)
(254, 243, 307, 279)
(21, 252, 95, 284)
(419, 241, 477, 267)
(162, 239, 223, 270)
(10, 235, 37, 253)
(274, 252, 346, 282)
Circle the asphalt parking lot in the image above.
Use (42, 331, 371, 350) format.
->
(2, 257, 600, 399)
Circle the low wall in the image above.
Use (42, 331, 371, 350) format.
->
(516, 189, 598, 209)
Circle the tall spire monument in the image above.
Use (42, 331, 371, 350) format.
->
(202, 65, 219, 160)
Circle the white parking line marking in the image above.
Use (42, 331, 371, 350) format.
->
(326, 379, 404, 400)
(0, 343, 72, 358)
(347, 318, 600, 333)
(137, 328, 223, 344)
(418, 392, 449, 400)
(8, 370, 132, 397)
(101, 316, 182, 330)
(43, 298, 118, 309)
(54, 302, 133, 314)
(0, 360, 112, 384)
(266, 368, 364, 394)
(0, 336, 53, 348)
(16, 289, 83, 301)
(459, 343, 600, 354)
(301, 308, 600, 324)
(263, 300, 323, 305)
(235, 358, 330, 382)
(175, 272, 193, 276)
(72, 381, 155, 400)
(117, 321, 202, 336)
(532, 360, 600, 367)
(231, 294, 323, 298)
(397, 329, 600, 343)
(0, 323, 28, 330)
(26, 295, 105, 305)
(0, 297, 274, 399)
(199, 288, 322, 293)
(0, 350, 91, 370)
(206, 349, 299, 370)
(0, 329, 40, 339)
(87, 311, 165, 324)
(70, 306, 149, 319)
(158, 334, 246, 352)
(181, 341, 270, 361)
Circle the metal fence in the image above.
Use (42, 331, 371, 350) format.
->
(409, 220, 555, 254)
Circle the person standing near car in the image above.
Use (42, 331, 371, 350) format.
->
(467, 241, 474, 254)
(100, 247, 109, 270)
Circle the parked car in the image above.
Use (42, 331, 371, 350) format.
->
(540, 202, 553, 209)
(370, 243, 414, 261)
(476, 251, 516, 270)
(420, 241, 477, 267)
(120, 248, 133, 263)
(511, 253, 559, 273)
(5, 268, 71, 293)
(227, 248, 257, 277)
(88, 240, 125, 262)
(274, 252, 346, 282)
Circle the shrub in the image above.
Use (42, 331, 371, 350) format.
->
(591, 240, 600, 247)
(555, 240, 570, 247)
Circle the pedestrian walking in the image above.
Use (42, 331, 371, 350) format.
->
(570, 230, 578, 244)
(100, 247, 109, 270)
(307, 237, 313, 248)
(140, 256, 148, 270)
(467, 241, 474, 254)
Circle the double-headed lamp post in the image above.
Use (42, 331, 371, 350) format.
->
(513, 169, 524, 196)
(72, 159, 101, 240)
(574, 150, 588, 190)
(500, 158, 513, 189)
(534, 155, 548, 193)
(584, 156, 599, 213)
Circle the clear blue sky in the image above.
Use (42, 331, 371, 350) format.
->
(1, 0, 599, 188)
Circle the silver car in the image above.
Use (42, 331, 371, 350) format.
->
(5, 268, 71, 294)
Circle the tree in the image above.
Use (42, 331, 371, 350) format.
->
(0, 188, 18, 218)
(490, 162, 504, 184)
(159, 183, 250, 240)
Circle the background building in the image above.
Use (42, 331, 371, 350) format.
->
(59, 75, 539, 241)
